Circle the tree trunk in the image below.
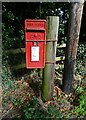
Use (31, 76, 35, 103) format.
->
(62, 1, 84, 93)
(42, 16, 59, 101)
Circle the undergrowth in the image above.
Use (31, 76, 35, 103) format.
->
(2, 43, 86, 119)
(21, 97, 62, 120)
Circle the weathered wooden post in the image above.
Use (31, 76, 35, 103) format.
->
(42, 16, 59, 101)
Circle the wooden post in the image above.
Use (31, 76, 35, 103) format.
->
(42, 16, 59, 101)
(62, 1, 84, 93)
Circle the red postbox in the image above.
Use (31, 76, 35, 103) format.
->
(25, 19, 46, 68)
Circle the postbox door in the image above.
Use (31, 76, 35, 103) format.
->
(26, 42, 45, 68)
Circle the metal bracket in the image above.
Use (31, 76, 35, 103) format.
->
(26, 39, 58, 42)
(45, 61, 56, 64)
(46, 40, 58, 42)
(26, 40, 45, 42)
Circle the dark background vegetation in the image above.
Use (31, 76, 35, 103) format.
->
(2, 2, 86, 74)
(2, 2, 86, 119)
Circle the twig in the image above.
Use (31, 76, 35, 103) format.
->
(37, 98, 49, 114)
(1, 106, 13, 120)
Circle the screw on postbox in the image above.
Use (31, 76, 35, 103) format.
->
(25, 19, 46, 68)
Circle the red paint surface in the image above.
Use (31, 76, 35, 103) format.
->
(25, 19, 46, 68)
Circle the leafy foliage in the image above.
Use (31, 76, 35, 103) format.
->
(75, 43, 86, 76)
(22, 97, 62, 120)
(2, 5, 24, 50)
(73, 92, 86, 117)
(48, 105, 62, 119)
(2, 59, 15, 94)
(2, 4, 25, 86)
